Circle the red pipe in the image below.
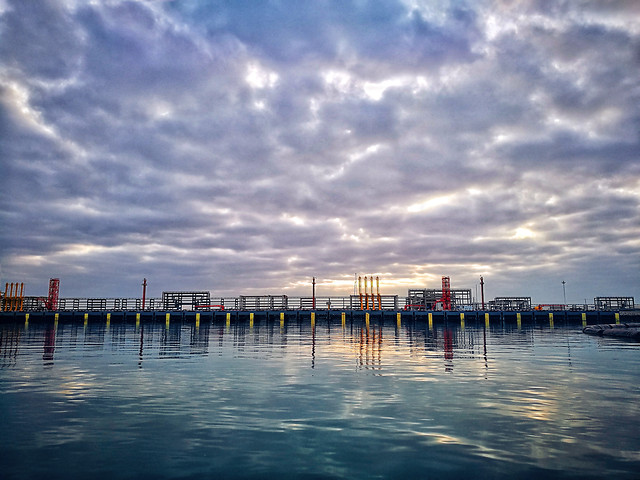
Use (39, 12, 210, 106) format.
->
(195, 305, 225, 310)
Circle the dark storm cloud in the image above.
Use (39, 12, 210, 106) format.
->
(1, 0, 639, 302)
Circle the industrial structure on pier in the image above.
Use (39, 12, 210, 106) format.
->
(1, 276, 636, 313)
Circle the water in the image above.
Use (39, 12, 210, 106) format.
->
(1, 319, 639, 479)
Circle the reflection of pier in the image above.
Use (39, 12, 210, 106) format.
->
(0, 327, 20, 368)
(0, 316, 558, 375)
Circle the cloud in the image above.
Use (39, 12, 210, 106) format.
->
(0, 0, 639, 304)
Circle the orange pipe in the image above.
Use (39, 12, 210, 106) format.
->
(364, 277, 369, 310)
(19, 283, 24, 312)
(9, 283, 15, 312)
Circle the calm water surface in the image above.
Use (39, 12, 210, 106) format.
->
(1, 319, 639, 479)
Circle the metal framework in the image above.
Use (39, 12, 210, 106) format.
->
(239, 295, 288, 310)
(9, 294, 633, 312)
(162, 291, 210, 310)
(2, 282, 25, 312)
(406, 288, 472, 310)
(45, 278, 59, 311)
(594, 297, 635, 310)
(489, 297, 532, 311)
(440, 276, 451, 311)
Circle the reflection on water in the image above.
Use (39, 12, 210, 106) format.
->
(0, 319, 639, 480)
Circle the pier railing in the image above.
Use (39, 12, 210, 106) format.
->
(6, 295, 635, 312)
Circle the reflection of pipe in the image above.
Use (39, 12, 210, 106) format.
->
(443, 329, 453, 360)
(43, 325, 55, 363)
(358, 276, 363, 310)
(195, 305, 225, 310)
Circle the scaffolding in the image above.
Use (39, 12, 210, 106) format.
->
(594, 297, 635, 310)
(406, 288, 472, 310)
(162, 291, 210, 310)
(239, 295, 288, 310)
(489, 297, 532, 311)
(44, 278, 60, 311)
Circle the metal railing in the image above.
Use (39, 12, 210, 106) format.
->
(4, 295, 637, 312)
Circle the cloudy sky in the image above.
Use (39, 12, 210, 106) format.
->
(1, 0, 639, 304)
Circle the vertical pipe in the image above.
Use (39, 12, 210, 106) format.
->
(364, 277, 369, 310)
(142, 278, 147, 310)
(312, 277, 316, 310)
(3, 283, 8, 311)
(9, 283, 15, 311)
(480, 276, 485, 310)
(376, 276, 381, 310)
(13, 284, 17, 311)
(358, 277, 363, 310)
(19, 283, 24, 311)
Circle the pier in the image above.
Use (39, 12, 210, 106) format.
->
(1, 307, 632, 328)
(2, 277, 636, 327)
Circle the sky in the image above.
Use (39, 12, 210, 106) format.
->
(1, 0, 639, 305)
